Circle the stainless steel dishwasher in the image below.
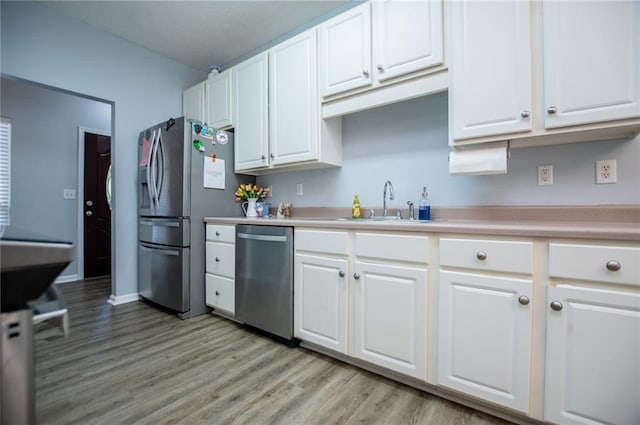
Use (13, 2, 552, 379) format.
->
(235, 224, 295, 345)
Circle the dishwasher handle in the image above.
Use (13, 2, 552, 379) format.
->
(237, 232, 288, 243)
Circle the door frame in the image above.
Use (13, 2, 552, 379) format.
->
(77, 126, 111, 280)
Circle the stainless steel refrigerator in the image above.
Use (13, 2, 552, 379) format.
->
(137, 117, 252, 319)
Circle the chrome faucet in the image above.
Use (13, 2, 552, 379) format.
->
(382, 180, 394, 217)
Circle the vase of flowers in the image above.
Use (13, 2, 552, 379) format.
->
(235, 183, 269, 217)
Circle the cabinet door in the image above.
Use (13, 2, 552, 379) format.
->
(353, 261, 427, 380)
(205, 69, 234, 130)
(233, 52, 269, 171)
(373, 0, 443, 83)
(545, 285, 640, 425)
(543, 1, 640, 129)
(438, 270, 532, 413)
(450, 1, 532, 140)
(183, 81, 205, 123)
(320, 2, 371, 97)
(294, 254, 348, 353)
(269, 28, 319, 166)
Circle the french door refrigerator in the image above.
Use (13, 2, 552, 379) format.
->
(138, 117, 251, 319)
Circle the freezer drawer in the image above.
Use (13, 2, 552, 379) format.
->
(139, 218, 189, 247)
(138, 242, 189, 312)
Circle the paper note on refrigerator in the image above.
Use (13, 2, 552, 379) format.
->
(203, 157, 225, 189)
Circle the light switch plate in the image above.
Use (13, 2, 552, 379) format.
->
(296, 183, 303, 196)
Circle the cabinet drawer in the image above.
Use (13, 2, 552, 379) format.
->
(205, 273, 234, 314)
(440, 238, 533, 274)
(549, 243, 640, 286)
(295, 229, 349, 256)
(355, 232, 428, 264)
(205, 242, 235, 277)
(206, 224, 235, 243)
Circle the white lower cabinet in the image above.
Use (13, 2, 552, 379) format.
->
(545, 285, 640, 425)
(294, 253, 348, 353)
(294, 229, 428, 381)
(353, 260, 427, 379)
(205, 224, 236, 316)
(545, 241, 640, 425)
(437, 237, 534, 413)
(437, 270, 532, 413)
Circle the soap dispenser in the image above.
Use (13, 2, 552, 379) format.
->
(352, 194, 361, 219)
(418, 187, 430, 221)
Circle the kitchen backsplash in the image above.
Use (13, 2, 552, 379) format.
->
(258, 92, 640, 209)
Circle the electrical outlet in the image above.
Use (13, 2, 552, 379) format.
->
(63, 189, 76, 199)
(596, 159, 617, 184)
(296, 183, 303, 196)
(266, 185, 272, 197)
(538, 165, 553, 186)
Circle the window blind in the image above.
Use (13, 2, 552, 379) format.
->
(0, 117, 11, 226)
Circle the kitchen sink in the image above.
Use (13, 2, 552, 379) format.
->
(303, 217, 446, 223)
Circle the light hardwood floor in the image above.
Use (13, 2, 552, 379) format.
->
(35, 279, 512, 425)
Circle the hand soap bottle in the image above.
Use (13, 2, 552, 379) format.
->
(418, 187, 430, 221)
(352, 194, 361, 219)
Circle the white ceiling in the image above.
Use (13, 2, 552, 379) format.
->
(41, 0, 352, 73)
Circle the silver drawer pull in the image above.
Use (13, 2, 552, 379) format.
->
(353, 273, 360, 280)
(550, 301, 563, 311)
(606, 260, 621, 272)
(215, 291, 220, 296)
(476, 251, 487, 261)
(518, 296, 530, 306)
(215, 257, 221, 262)
(338, 271, 345, 278)
(215, 231, 221, 236)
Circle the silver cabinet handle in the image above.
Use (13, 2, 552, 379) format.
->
(215, 231, 221, 236)
(476, 251, 487, 261)
(362, 70, 369, 77)
(606, 260, 621, 272)
(338, 271, 345, 278)
(377, 65, 383, 71)
(85, 211, 93, 216)
(353, 273, 360, 280)
(215, 291, 220, 296)
(261, 155, 266, 160)
(547, 106, 558, 114)
(86, 200, 93, 206)
(518, 296, 530, 306)
(270, 153, 275, 159)
(521, 110, 530, 118)
(215, 257, 220, 262)
(550, 301, 563, 311)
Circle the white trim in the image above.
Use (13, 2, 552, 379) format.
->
(54, 274, 79, 284)
(107, 293, 140, 306)
(76, 126, 111, 280)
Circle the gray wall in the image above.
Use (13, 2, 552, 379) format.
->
(258, 92, 640, 210)
(0, 77, 111, 278)
(1, 1, 203, 298)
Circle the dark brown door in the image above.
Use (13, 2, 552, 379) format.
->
(84, 133, 111, 278)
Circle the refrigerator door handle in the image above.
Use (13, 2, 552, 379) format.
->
(146, 129, 157, 212)
(140, 243, 180, 256)
(150, 128, 161, 212)
(139, 219, 180, 228)
(155, 128, 165, 206)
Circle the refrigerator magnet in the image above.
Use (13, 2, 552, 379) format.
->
(216, 130, 229, 145)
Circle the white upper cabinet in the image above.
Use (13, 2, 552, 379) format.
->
(269, 28, 320, 166)
(183, 80, 206, 123)
(233, 52, 269, 171)
(450, 1, 532, 140)
(542, 1, 640, 129)
(205, 69, 234, 130)
(320, 2, 372, 97)
(320, 0, 444, 98)
(373, 0, 443, 83)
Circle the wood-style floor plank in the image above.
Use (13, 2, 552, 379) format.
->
(35, 279, 512, 425)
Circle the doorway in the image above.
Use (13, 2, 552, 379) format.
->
(78, 128, 112, 279)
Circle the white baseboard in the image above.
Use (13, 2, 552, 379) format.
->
(107, 293, 140, 306)
(55, 274, 79, 284)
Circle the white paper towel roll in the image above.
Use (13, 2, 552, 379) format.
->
(449, 144, 508, 175)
